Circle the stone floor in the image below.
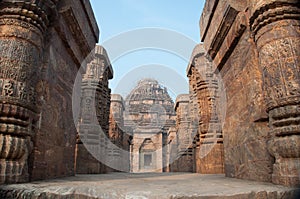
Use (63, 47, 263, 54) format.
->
(0, 173, 299, 199)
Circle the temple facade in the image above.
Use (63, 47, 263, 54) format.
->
(0, 0, 299, 192)
(124, 79, 176, 173)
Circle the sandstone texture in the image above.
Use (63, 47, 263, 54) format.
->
(0, 173, 299, 199)
(0, 0, 99, 183)
(124, 79, 176, 173)
(199, 0, 300, 186)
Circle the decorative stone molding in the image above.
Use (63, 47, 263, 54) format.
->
(0, 0, 57, 184)
(250, 0, 300, 186)
(187, 44, 224, 174)
(208, 4, 239, 59)
(76, 45, 113, 174)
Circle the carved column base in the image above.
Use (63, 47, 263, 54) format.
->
(0, 135, 31, 184)
(76, 124, 107, 174)
(272, 158, 300, 186)
(0, 103, 34, 184)
(268, 135, 300, 186)
(267, 103, 300, 186)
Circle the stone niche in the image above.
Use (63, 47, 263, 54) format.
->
(200, 0, 300, 186)
(0, 0, 99, 184)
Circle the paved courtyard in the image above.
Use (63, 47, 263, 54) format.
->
(0, 173, 299, 199)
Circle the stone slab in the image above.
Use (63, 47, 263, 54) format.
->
(0, 173, 299, 199)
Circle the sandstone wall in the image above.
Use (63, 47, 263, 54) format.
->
(108, 94, 131, 172)
(200, 0, 300, 186)
(173, 95, 193, 172)
(0, 0, 99, 184)
(187, 45, 224, 174)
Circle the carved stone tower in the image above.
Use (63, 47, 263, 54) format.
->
(187, 44, 224, 174)
(76, 45, 113, 174)
(173, 94, 194, 172)
(124, 79, 176, 173)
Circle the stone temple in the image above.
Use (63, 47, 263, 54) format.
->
(0, 0, 299, 198)
(123, 79, 176, 173)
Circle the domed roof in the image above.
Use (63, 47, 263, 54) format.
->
(126, 78, 173, 103)
(124, 78, 175, 130)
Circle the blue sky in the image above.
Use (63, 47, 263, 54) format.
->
(90, 1, 205, 99)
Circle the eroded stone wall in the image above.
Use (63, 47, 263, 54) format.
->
(0, 0, 99, 184)
(171, 95, 194, 172)
(107, 94, 131, 172)
(200, 0, 300, 186)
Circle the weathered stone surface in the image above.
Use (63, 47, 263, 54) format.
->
(167, 127, 177, 172)
(187, 44, 224, 174)
(170, 94, 194, 172)
(124, 79, 176, 173)
(200, 0, 300, 186)
(0, 173, 298, 199)
(0, 0, 99, 184)
(107, 94, 131, 172)
(76, 45, 113, 174)
(250, 0, 300, 186)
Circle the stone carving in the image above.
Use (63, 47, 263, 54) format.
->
(169, 94, 194, 172)
(124, 79, 176, 173)
(187, 44, 224, 174)
(250, 0, 300, 186)
(200, 0, 299, 186)
(0, 0, 57, 184)
(76, 45, 113, 174)
(107, 94, 131, 172)
(0, 0, 99, 184)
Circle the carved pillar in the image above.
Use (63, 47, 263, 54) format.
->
(0, 1, 56, 184)
(250, 0, 300, 186)
(76, 45, 113, 174)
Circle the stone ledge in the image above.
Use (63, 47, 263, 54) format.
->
(0, 173, 299, 199)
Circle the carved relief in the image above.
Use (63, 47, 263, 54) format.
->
(251, 0, 300, 186)
(76, 46, 114, 174)
(0, 1, 57, 184)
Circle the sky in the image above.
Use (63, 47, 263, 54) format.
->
(90, 1, 205, 99)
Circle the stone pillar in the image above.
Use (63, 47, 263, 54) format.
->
(250, 0, 300, 186)
(107, 94, 125, 172)
(0, 0, 56, 184)
(174, 94, 193, 172)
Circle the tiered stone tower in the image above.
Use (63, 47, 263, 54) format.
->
(187, 44, 224, 174)
(76, 45, 113, 174)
